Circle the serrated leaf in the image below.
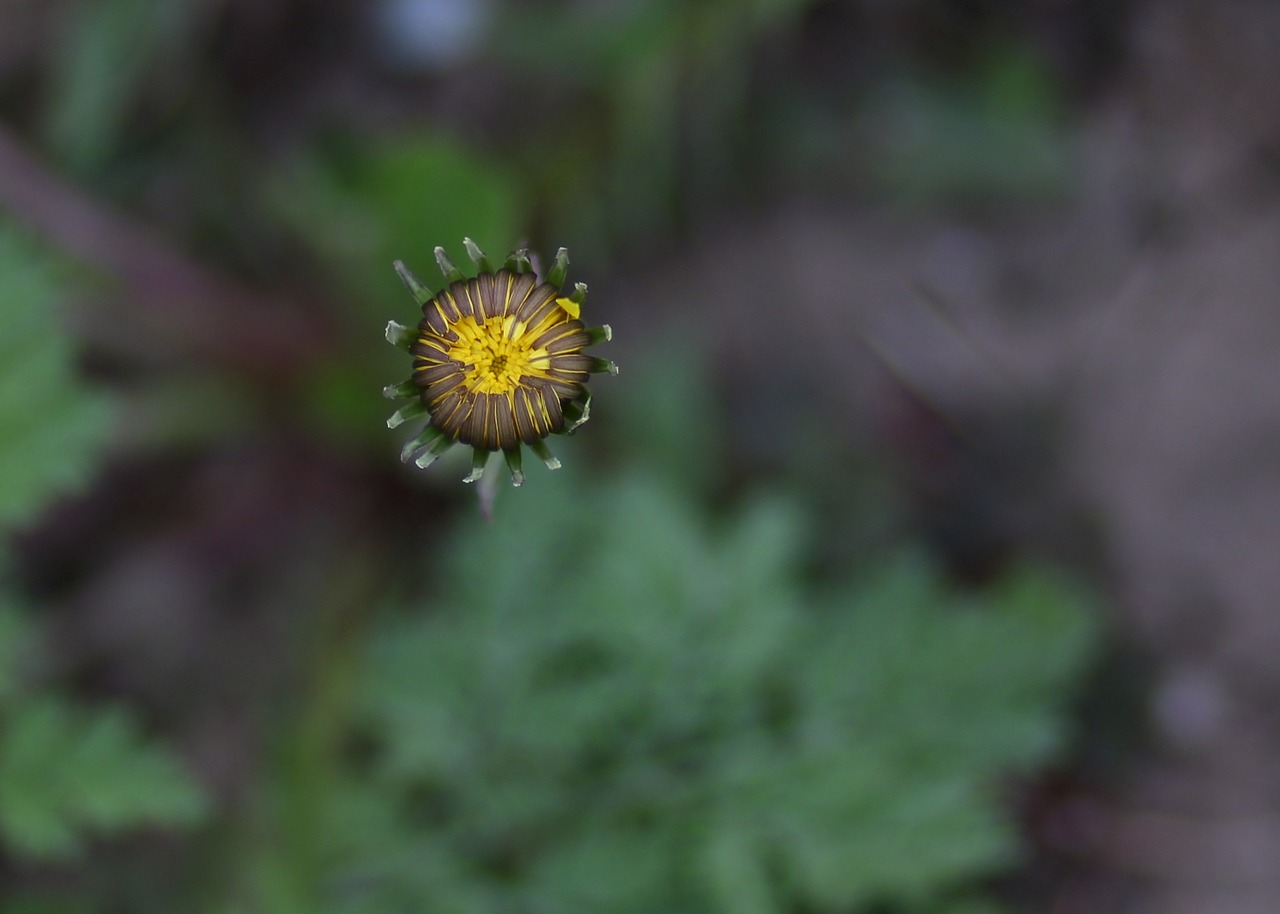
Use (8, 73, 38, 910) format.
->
(338, 467, 1096, 914)
(0, 226, 112, 530)
(0, 696, 208, 859)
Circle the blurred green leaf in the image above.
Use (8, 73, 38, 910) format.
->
(862, 47, 1073, 204)
(43, 0, 205, 174)
(265, 135, 529, 445)
(0, 696, 208, 859)
(360, 137, 524, 274)
(0, 224, 207, 869)
(605, 343, 727, 498)
(266, 134, 526, 319)
(493, 0, 819, 252)
(325, 463, 1096, 913)
(0, 226, 111, 530)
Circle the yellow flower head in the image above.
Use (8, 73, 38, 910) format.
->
(385, 240, 616, 486)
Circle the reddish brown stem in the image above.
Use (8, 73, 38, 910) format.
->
(0, 125, 333, 379)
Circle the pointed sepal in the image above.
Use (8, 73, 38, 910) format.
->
(434, 246, 465, 284)
(529, 439, 561, 471)
(463, 237, 492, 274)
(546, 247, 569, 288)
(503, 248, 532, 274)
(400, 423, 444, 463)
(393, 260, 433, 305)
(385, 320, 416, 351)
(462, 448, 490, 484)
(502, 447, 525, 487)
(562, 389, 592, 434)
(414, 435, 455, 469)
(382, 379, 418, 400)
(386, 399, 429, 429)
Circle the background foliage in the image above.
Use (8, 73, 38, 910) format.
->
(327, 470, 1094, 914)
(0, 225, 206, 868)
(0, 1, 1123, 912)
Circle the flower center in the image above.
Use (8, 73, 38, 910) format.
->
(448, 315, 550, 396)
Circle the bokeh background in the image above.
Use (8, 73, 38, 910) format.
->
(1, 1, 1279, 912)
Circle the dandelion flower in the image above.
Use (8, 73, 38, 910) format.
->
(384, 239, 616, 486)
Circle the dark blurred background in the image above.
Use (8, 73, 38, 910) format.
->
(2, 1, 1279, 912)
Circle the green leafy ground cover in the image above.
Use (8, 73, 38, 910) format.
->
(0, 226, 207, 867)
(319, 467, 1095, 914)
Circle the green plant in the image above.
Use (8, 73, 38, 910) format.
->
(319, 459, 1094, 913)
(0, 225, 207, 865)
